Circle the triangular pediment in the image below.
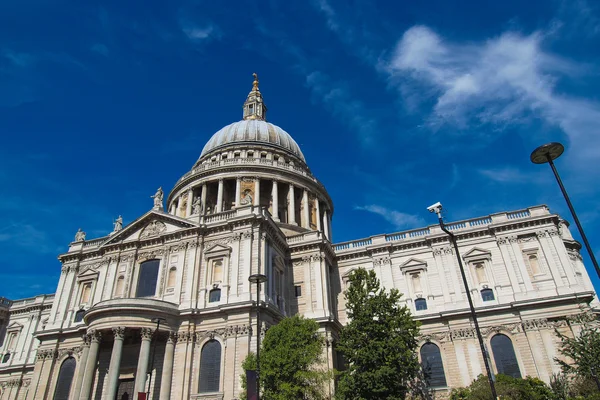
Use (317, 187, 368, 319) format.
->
(101, 210, 199, 246)
(7, 322, 23, 331)
(400, 258, 428, 269)
(204, 244, 232, 256)
(463, 247, 492, 259)
(77, 266, 99, 280)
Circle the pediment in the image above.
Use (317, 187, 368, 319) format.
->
(342, 267, 359, 279)
(77, 267, 99, 280)
(204, 244, 232, 257)
(7, 322, 23, 331)
(463, 247, 492, 259)
(101, 210, 199, 246)
(400, 258, 428, 272)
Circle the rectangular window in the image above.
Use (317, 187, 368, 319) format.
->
(212, 259, 223, 283)
(295, 285, 302, 297)
(136, 260, 160, 298)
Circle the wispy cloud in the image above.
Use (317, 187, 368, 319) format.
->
(477, 166, 550, 184)
(182, 24, 220, 42)
(355, 205, 424, 230)
(91, 43, 109, 57)
(385, 25, 600, 167)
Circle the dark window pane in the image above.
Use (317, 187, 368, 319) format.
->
(481, 289, 495, 301)
(53, 357, 76, 400)
(491, 334, 521, 378)
(420, 343, 447, 387)
(199, 340, 221, 393)
(73, 309, 85, 323)
(415, 298, 428, 311)
(136, 260, 160, 298)
(295, 285, 302, 297)
(209, 289, 221, 303)
(2, 353, 10, 363)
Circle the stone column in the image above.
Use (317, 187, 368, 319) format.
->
(288, 185, 297, 225)
(159, 332, 177, 400)
(235, 177, 241, 207)
(134, 328, 153, 395)
(271, 181, 279, 221)
(323, 209, 330, 240)
(71, 335, 90, 400)
(105, 327, 126, 400)
(216, 179, 224, 213)
(185, 190, 193, 217)
(79, 330, 101, 400)
(254, 178, 261, 206)
(200, 184, 207, 215)
(302, 189, 310, 228)
(169, 203, 176, 215)
(316, 200, 322, 232)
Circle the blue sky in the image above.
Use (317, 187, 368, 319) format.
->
(1, 0, 600, 299)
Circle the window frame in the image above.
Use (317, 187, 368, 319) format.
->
(490, 334, 522, 378)
(420, 342, 447, 388)
(198, 339, 223, 393)
(415, 298, 428, 311)
(135, 259, 161, 298)
(481, 288, 495, 302)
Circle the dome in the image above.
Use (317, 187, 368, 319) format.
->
(200, 119, 306, 162)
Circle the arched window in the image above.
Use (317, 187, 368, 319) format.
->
(481, 288, 495, 301)
(199, 340, 221, 393)
(80, 283, 92, 304)
(53, 357, 76, 400)
(491, 334, 521, 378)
(73, 309, 85, 323)
(211, 260, 223, 283)
(167, 267, 177, 288)
(2, 353, 10, 363)
(115, 276, 125, 297)
(209, 289, 221, 303)
(136, 260, 160, 298)
(415, 298, 428, 311)
(420, 343, 447, 388)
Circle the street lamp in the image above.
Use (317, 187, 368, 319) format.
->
(147, 317, 166, 399)
(428, 202, 498, 399)
(248, 273, 267, 400)
(530, 142, 600, 279)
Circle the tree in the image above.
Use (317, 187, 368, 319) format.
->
(556, 325, 600, 389)
(450, 374, 554, 400)
(241, 315, 330, 400)
(335, 268, 421, 400)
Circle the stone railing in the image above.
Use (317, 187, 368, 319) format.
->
(83, 237, 106, 248)
(333, 206, 548, 253)
(287, 230, 323, 244)
(0, 297, 13, 307)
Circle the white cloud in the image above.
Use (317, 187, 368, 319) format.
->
(183, 24, 218, 41)
(386, 25, 600, 167)
(355, 205, 424, 230)
(477, 167, 548, 184)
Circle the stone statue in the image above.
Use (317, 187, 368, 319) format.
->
(151, 187, 164, 210)
(74, 228, 86, 242)
(192, 197, 203, 215)
(240, 189, 253, 205)
(113, 215, 123, 233)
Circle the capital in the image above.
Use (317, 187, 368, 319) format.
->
(140, 327, 154, 341)
(112, 327, 126, 340)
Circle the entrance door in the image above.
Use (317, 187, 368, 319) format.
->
(116, 378, 135, 400)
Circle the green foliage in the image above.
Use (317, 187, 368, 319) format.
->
(449, 374, 554, 400)
(335, 268, 421, 400)
(241, 315, 330, 400)
(556, 325, 600, 381)
(550, 372, 600, 400)
(240, 351, 257, 399)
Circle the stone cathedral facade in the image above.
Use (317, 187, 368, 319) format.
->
(0, 76, 598, 400)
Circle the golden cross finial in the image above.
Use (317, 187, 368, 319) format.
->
(252, 72, 259, 90)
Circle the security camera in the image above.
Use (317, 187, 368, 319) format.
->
(427, 202, 443, 217)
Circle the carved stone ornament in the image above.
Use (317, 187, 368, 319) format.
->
(450, 328, 476, 340)
(167, 331, 178, 344)
(87, 330, 102, 343)
(495, 237, 509, 245)
(373, 256, 391, 266)
(113, 327, 126, 339)
(140, 220, 167, 239)
(140, 328, 154, 340)
(536, 231, 548, 239)
(177, 331, 193, 342)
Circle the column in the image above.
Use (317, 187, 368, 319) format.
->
(134, 328, 153, 395)
(71, 335, 90, 399)
(216, 180, 224, 213)
(288, 185, 297, 225)
(316, 200, 322, 232)
(508, 236, 535, 292)
(169, 203, 176, 215)
(105, 327, 126, 400)
(79, 330, 101, 400)
(159, 332, 177, 400)
(175, 197, 182, 217)
(302, 189, 310, 228)
(235, 177, 241, 207)
(323, 209, 330, 240)
(200, 184, 207, 215)
(271, 181, 279, 221)
(254, 178, 261, 206)
(185, 190, 193, 217)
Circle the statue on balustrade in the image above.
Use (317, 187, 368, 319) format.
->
(192, 197, 203, 215)
(151, 187, 164, 209)
(113, 215, 123, 233)
(74, 228, 86, 242)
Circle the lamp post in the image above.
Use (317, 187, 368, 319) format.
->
(248, 273, 267, 400)
(147, 317, 166, 399)
(530, 142, 600, 279)
(428, 202, 498, 400)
